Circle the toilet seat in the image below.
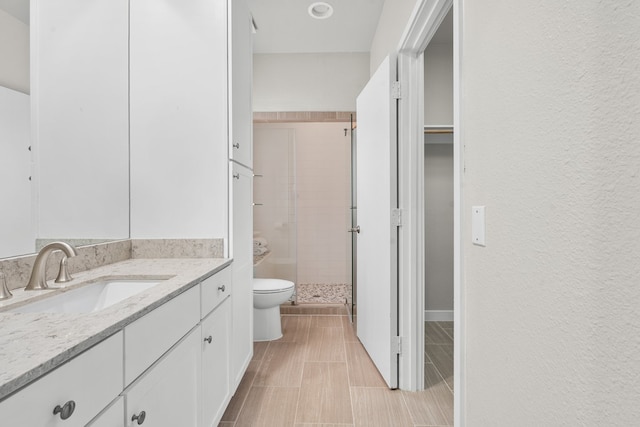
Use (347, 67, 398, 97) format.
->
(253, 278, 295, 294)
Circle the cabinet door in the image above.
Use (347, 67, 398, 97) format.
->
(229, 0, 253, 167)
(125, 328, 201, 427)
(201, 297, 231, 427)
(230, 163, 254, 389)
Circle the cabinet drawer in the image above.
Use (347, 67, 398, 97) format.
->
(201, 266, 231, 318)
(0, 331, 123, 427)
(124, 285, 199, 385)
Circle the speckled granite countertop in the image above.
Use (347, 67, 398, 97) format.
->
(0, 257, 231, 401)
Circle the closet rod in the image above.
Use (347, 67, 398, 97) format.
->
(424, 129, 454, 134)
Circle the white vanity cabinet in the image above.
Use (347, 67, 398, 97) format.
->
(0, 331, 123, 427)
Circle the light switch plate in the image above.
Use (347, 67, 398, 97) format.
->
(472, 206, 486, 246)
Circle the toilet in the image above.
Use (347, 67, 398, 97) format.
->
(253, 278, 295, 341)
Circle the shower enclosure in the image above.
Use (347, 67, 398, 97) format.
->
(347, 122, 357, 322)
(252, 128, 298, 301)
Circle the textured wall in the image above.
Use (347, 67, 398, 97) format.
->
(462, 0, 640, 424)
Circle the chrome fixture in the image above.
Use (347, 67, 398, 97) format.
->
(25, 242, 78, 291)
(0, 272, 12, 300)
(55, 256, 73, 284)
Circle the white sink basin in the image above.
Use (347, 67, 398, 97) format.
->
(10, 280, 162, 314)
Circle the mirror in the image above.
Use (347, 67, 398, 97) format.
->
(0, 0, 130, 259)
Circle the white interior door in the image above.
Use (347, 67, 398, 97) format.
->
(355, 55, 399, 389)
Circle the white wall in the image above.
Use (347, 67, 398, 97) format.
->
(462, 0, 640, 424)
(0, 8, 29, 93)
(369, 0, 420, 74)
(0, 87, 33, 257)
(253, 53, 369, 112)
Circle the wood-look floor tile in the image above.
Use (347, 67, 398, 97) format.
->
(425, 322, 453, 344)
(442, 328, 454, 340)
(402, 389, 452, 426)
(218, 422, 235, 426)
(311, 315, 343, 328)
(253, 341, 269, 361)
(254, 342, 306, 387)
(279, 316, 311, 342)
(234, 386, 300, 426)
(424, 363, 453, 424)
(425, 345, 453, 391)
(341, 316, 359, 343)
(305, 327, 346, 361)
(221, 359, 261, 422)
(345, 342, 386, 387)
(350, 387, 414, 426)
(296, 362, 353, 424)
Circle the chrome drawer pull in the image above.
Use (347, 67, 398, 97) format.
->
(218, 285, 226, 292)
(204, 335, 212, 344)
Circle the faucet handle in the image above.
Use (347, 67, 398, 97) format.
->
(54, 257, 74, 284)
(0, 272, 12, 300)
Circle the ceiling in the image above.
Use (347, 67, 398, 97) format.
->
(248, 0, 386, 54)
(0, 0, 451, 53)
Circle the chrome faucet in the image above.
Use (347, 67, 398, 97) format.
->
(25, 242, 78, 291)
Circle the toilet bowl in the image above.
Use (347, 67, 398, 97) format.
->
(253, 278, 295, 341)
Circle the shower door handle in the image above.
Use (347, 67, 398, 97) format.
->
(348, 226, 360, 234)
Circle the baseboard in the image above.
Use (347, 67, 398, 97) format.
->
(424, 310, 454, 322)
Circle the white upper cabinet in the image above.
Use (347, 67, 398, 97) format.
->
(229, 0, 254, 167)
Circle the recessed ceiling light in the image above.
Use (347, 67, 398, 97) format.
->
(308, 2, 334, 20)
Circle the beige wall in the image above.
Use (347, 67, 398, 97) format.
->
(253, 53, 369, 112)
(0, 9, 29, 93)
(461, 0, 640, 424)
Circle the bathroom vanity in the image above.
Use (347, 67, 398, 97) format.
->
(0, 258, 240, 426)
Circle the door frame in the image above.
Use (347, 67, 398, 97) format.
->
(397, 0, 464, 424)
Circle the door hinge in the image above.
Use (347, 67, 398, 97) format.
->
(392, 81, 401, 99)
(391, 208, 403, 226)
(392, 336, 402, 354)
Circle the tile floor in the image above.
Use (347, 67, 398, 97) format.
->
(219, 305, 453, 426)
